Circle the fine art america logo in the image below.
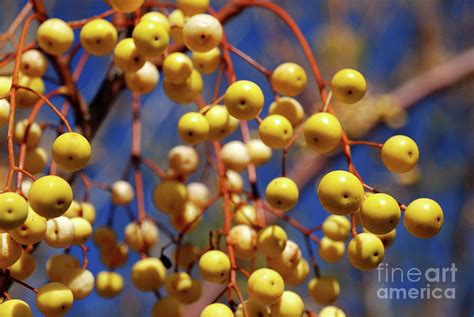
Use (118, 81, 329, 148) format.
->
(376, 263, 457, 300)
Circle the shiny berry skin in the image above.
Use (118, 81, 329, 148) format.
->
(114, 38, 146, 73)
(44, 216, 74, 248)
(0, 233, 22, 268)
(20, 49, 48, 77)
(221, 140, 250, 172)
(9, 206, 46, 245)
(403, 198, 444, 238)
(234, 204, 257, 226)
(168, 145, 199, 176)
(183, 14, 223, 53)
(281, 258, 309, 286)
(96, 271, 124, 298)
(36, 282, 74, 316)
(13, 120, 42, 149)
(37, 19, 74, 55)
(163, 53, 194, 84)
(259, 115, 293, 149)
(304, 112, 342, 153)
(16, 75, 45, 108)
(235, 300, 270, 317)
(125, 61, 160, 94)
(318, 236, 345, 263)
(247, 268, 285, 305)
(168, 9, 186, 45)
(322, 215, 351, 241)
(131, 257, 167, 291)
(257, 225, 287, 257)
(269, 97, 305, 127)
(348, 232, 385, 270)
(246, 139, 272, 166)
(62, 268, 95, 300)
(381, 135, 419, 173)
(0, 99, 10, 127)
(0, 192, 28, 230)
(270, 290, 305, 317)
(307, 277, 340, 305)
(52, 132, 91, 172)
(111, 180, 134, 205)
(124, 219, 159, 252)
(192, 47, 221, 74)
(0, 299, 33, 317)
(164, 69, 203, 104)
(170, 202, 201, 232)
(28, 175, 73, 218)
(320, 306, 346, 317)
(317, 170, 364, 215)
(132, 20, 169, 58)
(80, 19, 118, 56)
(271, 62, 307, 96)
(153, 180, 188, 214)
(141, 12, 170, 31)
(187, 182, 210, 208)
(330, 68, 367, 104)
(71, 217, 93, 245)
(177, 0, 210, 16)
(152, 297, 185, 317)
(178, 112, 209, 144)
(224, 80, 264, 120)
(359, 193, 401, 234)
(24, 147, 48, 174)
(200, 303, 233, 317)
(109, 0, 144, 13)
(199, 250, 231, 284)
(267, 240, 301, 275)
(265, 177, 299, 211)
(202, 105, 230, 141)
(228, 224, 257, 259)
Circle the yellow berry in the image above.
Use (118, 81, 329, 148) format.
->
(192, 47, 221, 74)
(320, 306, 346, 317)
(125, 219, 159, 252)
(203, 105, 230, 141)
(37, 19, 74, 55)
(132, 20, 169, 58)
(114, 38, 146, 73)
(177, 0, 209, 16)
(318, 236, 345, 263)
(24, 147, 48, 174)
(269, 97, 304, 127)
(141, 12, 170, 31)
(234, 204, 257, 226)
(281, 258, 309, 286)
(0, 99, 10, 127)
(64, 201, 96, 224)
(16, 75, 45, 108)
(131, 257, 167, 291)
(259, 115, 293, 149)
(80, 19, 117, 56)
(317, 170, 364, 215)
(223, 170, 244, 192)
(267, 240, 301, 275)
(100, 243, 129, 269)
(170, 202, 201, 232)
(200, 303, 233, 317)
(265, 177, 299, 211)
(199, 250, 230, 284)
(348, 232, 385, 270)
(28, 175, 73, 218)
(9, 206, 46, 245)
(224, 80, 264, 120)
(46, 254, 81, 282)
(36, 282, 74, 316)
(164, 272, 192, 298)
(152, 297, 185, 317)
(236, 300, 270, 317)
(62, 268, 95, 300)
(183, 14, 222, 53)
(246, 139, 272, 166)
(71, 217, 92, 245)
(270, 290, 305, 317)
(178, 112, 209, 144)
(125, 61, 160, 94)
(0, 233, 22, 268)
(9, 250, 35, 280)
(111, 180, 134, 205)
(304, 112, 342, 153)
(164, 69, 203, 104)
(330, 68, 367, 104)
(308, 277, 340, 305)
(0, 299, 33, 317)
(403, 198, 443, 238)
(168, 10, 186, 45)
(44, 216, 75, 248)
(247, 268, 285, 305)
(52, 132, 91, 172)
(169, 145, 200, 176)
(109, 0, 144, 13)
(20, 49, 48, 77)
(257, 225, 287, 257)
(96, 271, 124, 298)
(0, 76, 12, 98)
(13, 120, 42, 149)
(381, 135, 419, 173)
(271, 63, 307, 96)
(163, 52, 193, 84)
(0, 192, 28, 230)
(221, 140, 250, 172)
(359, 193, 400, 234)
(228, 224, 257, 259)
(153, 180, 188, 214)
(322, 215, 351, 241)
(366, 228, 397, 248)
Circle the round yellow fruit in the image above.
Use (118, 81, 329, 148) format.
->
(0, 192, 28, 230)
(131, 257, 166, 291)
(114, 38, 146, 73)
(259, 115, 293, 149)
(359, 193, 401, 234)
(153, 180, 188, 214)
(224, 80, 264, 120)
(192, 47, 221, 74)
(96, 271, 124, 298)
(330, 68, 367, 104)
(269, 97, 305, 127)
(257, 225, 287, 257)
(28, 175, 73, 218)
(265, 177, 299, 211)
(322, 215, 351, 241)
(200, 303, 233, 317)
(9, 207, 46, 245)
(271, 62, 307, 96)
(36, 282, 74, 316)
(80, 19, 118, 56)
(199, 250, 230, 284)
(0, 299, 33, 317)
(183, 14, 223, 52)
(348, 232, 385, 270)
(270, 290, 305, 317)
(307, 277, 340, 305)
(381, 135, 419, 173)
(37, 19, 74, 55)
(132, 20, 169, 58)
(304, 112, 342, 153)
(403, 198, 444, 238)
(52, 132, 91, 172)
(247, 268, 285, 305)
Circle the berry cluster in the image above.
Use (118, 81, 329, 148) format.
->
(0, 1, 444, 317)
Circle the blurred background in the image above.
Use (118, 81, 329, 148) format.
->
(1, 0, 474, 316)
